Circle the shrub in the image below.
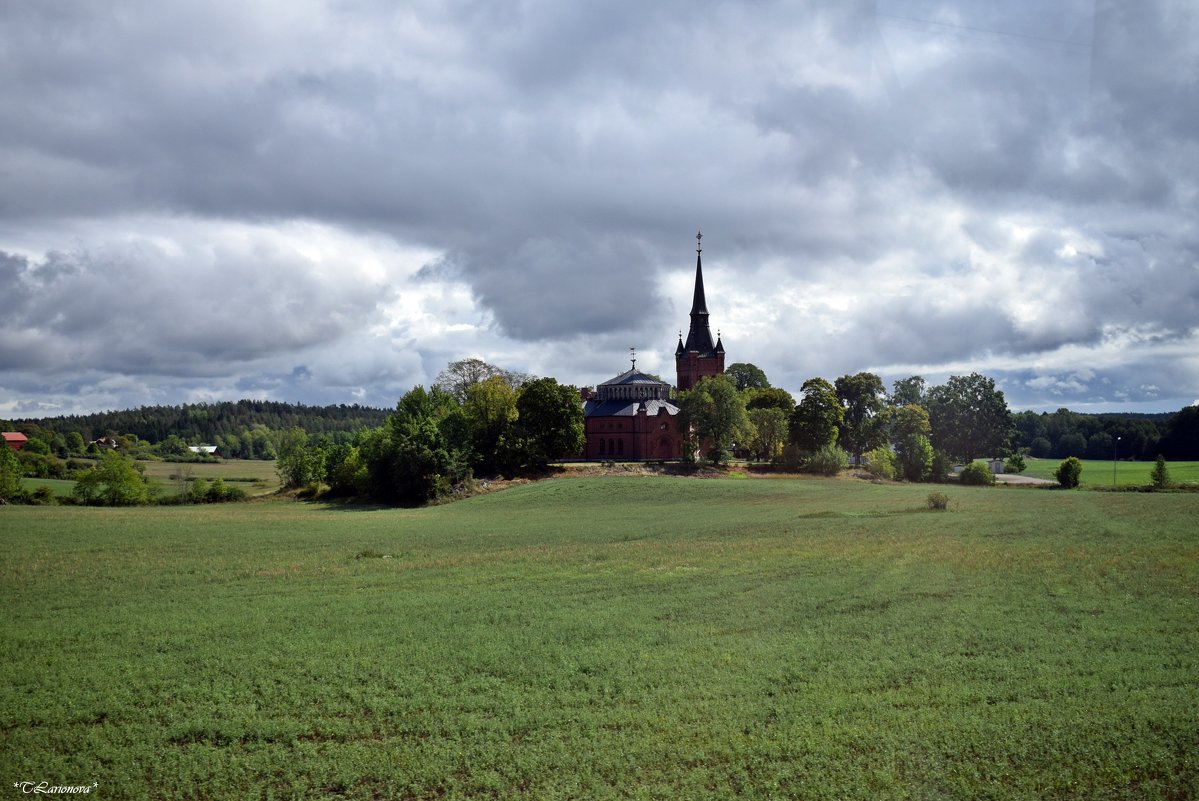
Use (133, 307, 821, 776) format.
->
(778, 444, 805, 472)
(1150, 455, 1171, 490)
(863, 447, 895, 480)
(959, 462, 995, 486)
(1004, 453, 1027, 474)
(1055, 456, 1083, 489)
(807, 444, 848, 476)
(926, 491, 950, 510)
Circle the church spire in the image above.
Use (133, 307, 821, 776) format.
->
(683, 230, 715, 355)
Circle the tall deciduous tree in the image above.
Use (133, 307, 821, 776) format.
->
(465, 376, 519, 474)
(890, 376, 927, 408)
(436, 358, 530, 404)
(679, 375, 752, 464)
(725, 362, 771, 391)
(834, 372, 889, 461)
(743, 387, 796, 414)
(515, 378, 584, 468)
(925, 372, 1013, 462)
(0, 445, 21, 501)
(362, 386, 469, 503)
(791, 378, 843, 452)
(892, 404, 934, 482)
(747, 407, 789, 463)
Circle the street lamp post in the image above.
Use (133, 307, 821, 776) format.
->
(1113, 436, 1122, 487)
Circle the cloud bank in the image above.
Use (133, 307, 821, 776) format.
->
(1, 0, 1196, 416)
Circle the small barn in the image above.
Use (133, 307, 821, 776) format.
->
(188, 445, 223, 458)
(2, 432, 29, 451)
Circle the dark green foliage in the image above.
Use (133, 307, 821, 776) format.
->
(834, 372, 889, 461)
(0, 445, 22, 501)
(1057, 431, 1088, 458)
(1150, 455, 1171, 489)
(890, 375, 926, 408)
(1011, 407, 1172, 462)
(930, 450, 952, 482)
(724, 362, 771, 391)
(925, 373, 1012, 462)
(743, 386, 795, 414)
(791, 377, 842, 452)
(514, 377, 585, 468)
(1056, 456, 1083, 489)
(1159, 405, 1199, 460)
(362, 387, 470, 503)
(13, 400, 388, 455)
(322, 443, 367, 497)
(959, 462, 995, 486)
(892, 404, 933, 482)
(678, 375, 752, 464)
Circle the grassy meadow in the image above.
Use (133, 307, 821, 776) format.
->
(21, 459, 281, 499)
(1, 476, 1196, 800)
(1017, 458, 1199, 488)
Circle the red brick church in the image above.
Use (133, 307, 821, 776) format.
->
(582, 233, 726, 460)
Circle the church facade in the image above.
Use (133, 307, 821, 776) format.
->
(582, 233, 725, 460)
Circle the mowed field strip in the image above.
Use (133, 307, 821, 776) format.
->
(2, 477, 1196, 800)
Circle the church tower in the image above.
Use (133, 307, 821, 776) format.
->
(675, 231, 725, 391)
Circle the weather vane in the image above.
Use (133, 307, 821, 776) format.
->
(630, 347, 637, 370)
(696, 230, 703, 252)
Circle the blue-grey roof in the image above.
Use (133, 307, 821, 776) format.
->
(584, 399, 680, 418)
(598, 369, 670, 387)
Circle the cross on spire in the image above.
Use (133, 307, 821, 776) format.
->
(696, 230, 703, 252)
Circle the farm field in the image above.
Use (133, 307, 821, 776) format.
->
(1, 477, 1196, 800)
(20, 459, 281, 499)
(1017, 458, 1199, 488)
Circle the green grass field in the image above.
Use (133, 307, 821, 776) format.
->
(1018, 458, 1199, 488)
(2, 477, 1196, 800)
(20, 459, 281, 500)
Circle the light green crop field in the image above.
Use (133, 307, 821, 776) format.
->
(137, 459, 281, 495)
(1, 477, 1196, 800)
(1018, 458, 1199, 488)
(21, 459, 282, 499)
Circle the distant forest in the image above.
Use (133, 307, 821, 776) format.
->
(9, 400, 390, 460)
(1012, 408, 1195, 461)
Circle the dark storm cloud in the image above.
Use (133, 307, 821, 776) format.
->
(0, 241, 392, 375)
(0, 0, 1196, 412)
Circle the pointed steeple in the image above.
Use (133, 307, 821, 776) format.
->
(683, 230, 716, 355)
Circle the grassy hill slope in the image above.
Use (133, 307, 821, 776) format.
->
(2, 477, 1196, 799)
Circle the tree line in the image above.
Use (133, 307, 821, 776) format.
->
(4, 400, 389, 461)
(275, 360, 584, 504)
(689, 366, 1014, 481)
(713, 364, 1198, 472)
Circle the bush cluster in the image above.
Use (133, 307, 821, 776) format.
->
(959, 462, 995, 486)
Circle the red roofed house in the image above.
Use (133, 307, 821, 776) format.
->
(3, 432, 29, 451)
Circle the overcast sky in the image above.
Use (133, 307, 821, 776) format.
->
(2, 0, 1196, 419)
